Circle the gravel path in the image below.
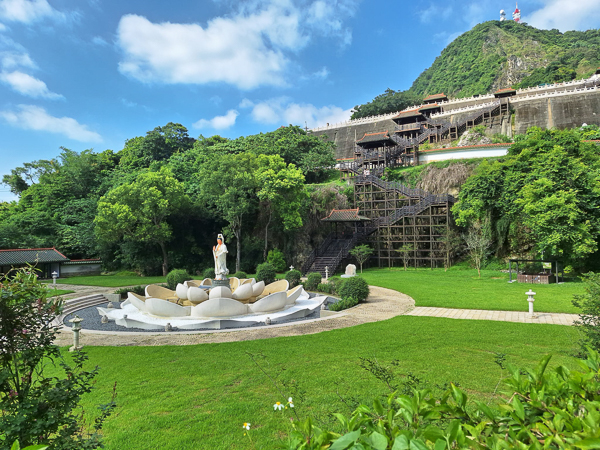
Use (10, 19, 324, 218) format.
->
(54, 286, 415, 347)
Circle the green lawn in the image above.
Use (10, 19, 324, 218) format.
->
(76, 316, 580, 450)
(51, 274, 178, 287)
(48, 288, 75, 297)
(360, 267, 583, 313)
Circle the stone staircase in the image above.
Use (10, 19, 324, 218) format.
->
(52, 293, 110, 326)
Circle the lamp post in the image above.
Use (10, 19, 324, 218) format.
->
(526, 289, 536, 317)
(69, 315, 83, 352)
(52, 271, 58, 285)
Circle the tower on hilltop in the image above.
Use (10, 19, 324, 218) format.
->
(512, 2, 521, 22)
(500, 9, 506, 21)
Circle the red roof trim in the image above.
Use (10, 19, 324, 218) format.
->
(494, 88, 516, 93)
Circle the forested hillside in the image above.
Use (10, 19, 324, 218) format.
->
(0, 124, 348, 275)
(352, 21, 600, 118)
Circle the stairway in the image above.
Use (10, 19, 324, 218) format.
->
(52, 293, 109, 326)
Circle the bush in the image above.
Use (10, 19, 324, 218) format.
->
(166, 269, 190, 290)
(256, 263, 276, 285)
(573, 272, 600, 354)
(202, 268, 216, 279)
(285, 269, 302, 288)
(327, 276, 345, 295)
(232, 271, 248, 279)
(329, 296, 359, 311)
(0, 268, 115, 448)
(114, 285, 146, 299)
(339, 276, 370, 303)
(316, 282, 332, 294)
(305, 272, 322, 291)
(267, 249, 287, 273)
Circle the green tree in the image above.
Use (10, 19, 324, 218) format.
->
(0, 268, 115, 449)
(95, 166, 189, 276)
(349, 244, 373, 273)
(395, 243, 414, 271)
(464, 219, 492, 278)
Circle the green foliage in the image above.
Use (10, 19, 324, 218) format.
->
(232, 271, 248, 279)
(202, 268, 216, 279)
(328, 296, 358, 311)
(305, 272, 322, 291)
(267, 249, 287, 273)
(454, 127, 600, 267)
(326, 276, 346, 295)
(573, 272, 600, 354)
(113, 285, 146, 299)
(316, 282, 332, 294)
(284, 349, 600, 449)
(256, 263, 276, 285)
(354, 21, 600, 117)
(285, 269, 302, 288)
(339, 276, 370, 303)
(349, 244, 374, 273)
(0, 269, 115, 449)
(165, 269, 190, 290)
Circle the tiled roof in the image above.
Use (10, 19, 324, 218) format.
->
(392, 109, 423, 120)
(0, 248, 69, 266)
(322, 209, 371, 222)
(423, 93, 447, 102)
(418, 103, 441, 111)
(63, 259, 102, 265)
(494, 88, 517, 96)
(356, 131, 395, 146)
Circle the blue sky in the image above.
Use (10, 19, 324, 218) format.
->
(1, 0, 600, 201)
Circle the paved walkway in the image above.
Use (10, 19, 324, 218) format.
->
(407, 306, 578, 325)
(52, 284, 580, 347)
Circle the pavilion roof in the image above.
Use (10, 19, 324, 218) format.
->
(494, 88, 517, 97)
(392, 109, 423, 121)
(423, 93, 447, 102)
(0, 248, 69, 266)
(418, 103, 441, 111)
(356, 131, 395, 146)
(321, 209, 371, 222)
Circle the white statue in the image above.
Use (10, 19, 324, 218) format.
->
(212, 233, 229, 280)
(341, 264, 356, 278)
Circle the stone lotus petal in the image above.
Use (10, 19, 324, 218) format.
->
(191, 298, 249, 318)
(285, 285, 303, 305)
(249, 291, 288, 313)
(176, 283, 188, 300)
(127, 292, 147, 312)
(146, 284, 176, 300)
(240, 278, 252, 285)
(231, 283, 253, 301)
(188, 286, 209, 304)
(200, 278, 212, 286)
(146, 298, 190, 317)
(185, 280, 200, 288)
(209, 286, 233, 299)
(252, 281, 265, 296)
(120, 299, 131, 308)
(263, 279, 289, 296)
(229, 277, 240, 291)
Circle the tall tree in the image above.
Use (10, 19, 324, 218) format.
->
(95, 167, 189, 275)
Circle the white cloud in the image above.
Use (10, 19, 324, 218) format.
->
(193, 109, 239, 130)
(116, 0, 359, 89)
(527, 0, 600, 31)
(0, 70, 62, 98)
(248, 97, 351, 128)
(0, 105, 102, 142)
(419, 3, 453, 24)
(0, 50, 35, 70)
(239, 98, 254, 109)
(0, 22, 6, 31)
(92, 36, 108, 46)
(0, 0, 65, 23)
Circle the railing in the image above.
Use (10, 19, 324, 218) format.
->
(395, 122, 423, 132)
(301, 233, 334, 274)
(356, 174, 428, 199)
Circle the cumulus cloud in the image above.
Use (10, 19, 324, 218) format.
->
(116, 0, 359, 89)
(247, 97, 351, 128)
(0, 0, 65, 23)
(193, 109, 239, 130)
(0, 70, 62, 98)
(527, 0, 600, 31)
(0, 105, 102, 142)
(418, 3, 453, 24)
(0, 50, 35, 70)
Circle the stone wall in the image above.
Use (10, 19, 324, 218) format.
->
(312, 89, 600, 161)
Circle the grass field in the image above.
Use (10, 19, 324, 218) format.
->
(48, 288, 74, 297)
(360, 267, 583, 313)
(75, 316, 580, 450)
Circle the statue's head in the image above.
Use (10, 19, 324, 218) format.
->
(217, 233, 224, 244)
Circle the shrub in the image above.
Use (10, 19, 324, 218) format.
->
(329, 296, 359, 311)
(166, 269, 190, 290)
(202, 268, 216, 279)
(327, 276, 345, 295)
(0, 268, 115, 448)
(267, 249, 287, 272)
(256, 263, 276, 285)
(316, 282, 332, 294)
(339, 276, 370, 303)
(305, 272, 322, 291)
(114, 285, 146, 299)
(232, 271, 248, 279)
(573, 272, 600, 354)
(285, 269, 302, 288)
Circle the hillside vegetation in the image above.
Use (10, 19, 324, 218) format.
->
(352, 21, 600, 118)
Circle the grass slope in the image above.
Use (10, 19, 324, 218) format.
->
(78, 316, 579, 449)
(360, 267, 582, 313)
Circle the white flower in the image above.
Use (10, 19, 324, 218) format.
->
(243, 422, 250, 430)
(274, 401, 284, 411)
(287, 397, 294, 408)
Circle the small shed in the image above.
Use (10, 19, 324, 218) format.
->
(61, 259, 102, 277)
(0, 247, 69, 278)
